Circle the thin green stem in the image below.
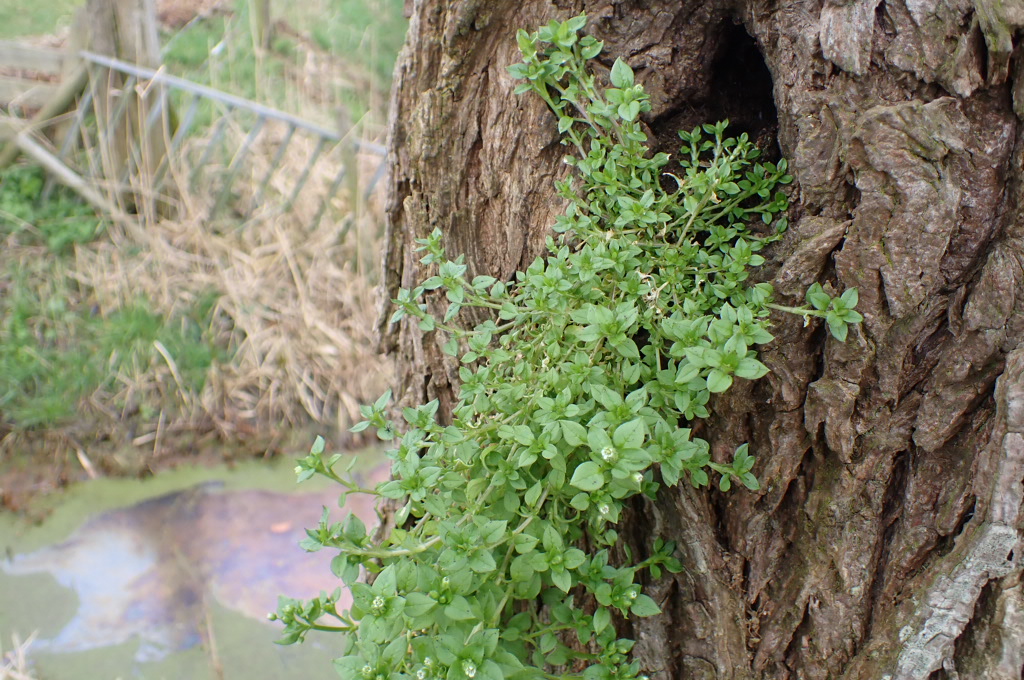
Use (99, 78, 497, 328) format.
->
(766, 302, 824, 318)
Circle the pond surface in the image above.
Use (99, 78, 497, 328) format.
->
(0, 453, 388, 679)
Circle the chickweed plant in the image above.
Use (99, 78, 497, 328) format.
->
(273, 14, 862, 680)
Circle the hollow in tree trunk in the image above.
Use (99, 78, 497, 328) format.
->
(381, 2, 1024, 678)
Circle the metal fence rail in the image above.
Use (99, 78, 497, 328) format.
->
(35, 49, 386, 226)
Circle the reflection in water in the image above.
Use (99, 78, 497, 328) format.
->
(2, 481, 382, 663)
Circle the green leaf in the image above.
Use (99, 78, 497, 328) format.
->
(543, 524, 563, 552)
(512, 425, 535, 446)
(613, 338, 640, 359)
(733, 443, 751, 469)
(515, 29, 535, 57)
(446, 595, 476, 621)
(589, 383, 623, 409)
(610, 58, 634, 88)
(566, 14, 587, 31)
(587, 427, 613, 455)
(469, 550, 497, 573)
(806, 283, 830, 311)
(629, 594, 661, 617)
(683, 346, 710, 368)
(514, 533, 539, 554)
(734, 357, 769, 380)
(827, 313, 849, 341)
(479, 660, 504, 680)
(676, 361, 701, 383)
(564, 548, 586, 569)
(840, 287, 859, 308)
(625, 386, 648, 411)
(612, 419, 645, 450)
(561, 420, 587, 447)
(619, 100, 641, 122)
(404, 592, 436, 617)
(843, 309, 864, 324)
(446, 286, 465, 305)
(444, 302, 462, 322)
(581, 40, 603, 59)
(706, 369, 733, 393)
(570, 461, 605, 491)
(552, 568, 573, 593)
(526, 482, 543, 507)
(593, 606, 611, 634)
(480, 520, 509, 545)
(373, 390, 392, 411)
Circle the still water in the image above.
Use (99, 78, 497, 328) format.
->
(0, 454, 387, 679)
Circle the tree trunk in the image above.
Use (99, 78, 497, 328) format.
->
(381, 2, 1024, 678)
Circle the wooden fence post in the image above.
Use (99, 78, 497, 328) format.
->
(85, 0, 161, 67)
(84, 0, 169, 218)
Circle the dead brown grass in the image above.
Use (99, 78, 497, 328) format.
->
(73, 114, 393, 447)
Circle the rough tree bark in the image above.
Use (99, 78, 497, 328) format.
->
(380, 2, 1024, 678)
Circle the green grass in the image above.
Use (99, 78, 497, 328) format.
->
(0, 0, 79, 39)
(0, 166, 102, 252)
(162, 0, 407, 125)
(305, 0, 407, 86)
(164, 11, 286, 102)
(0, 166, 225, 431)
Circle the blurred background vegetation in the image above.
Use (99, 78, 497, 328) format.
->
(0, 0, 407, 504)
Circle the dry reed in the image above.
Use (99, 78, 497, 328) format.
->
(72, 112, 393, 447)
(0, 632, 39, 680)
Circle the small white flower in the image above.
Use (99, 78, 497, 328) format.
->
(462, 661, 477, 678)
(598, 503, 610, 515)
(601, 447, 616, 462)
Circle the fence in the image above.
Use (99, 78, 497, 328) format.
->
(0, 40, 70, 110)
(1, 43, 387, 229)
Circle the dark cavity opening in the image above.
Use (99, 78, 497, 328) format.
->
(650, 20, 779, 163)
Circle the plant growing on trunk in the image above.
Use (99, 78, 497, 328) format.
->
(272, 15, 860, 680)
